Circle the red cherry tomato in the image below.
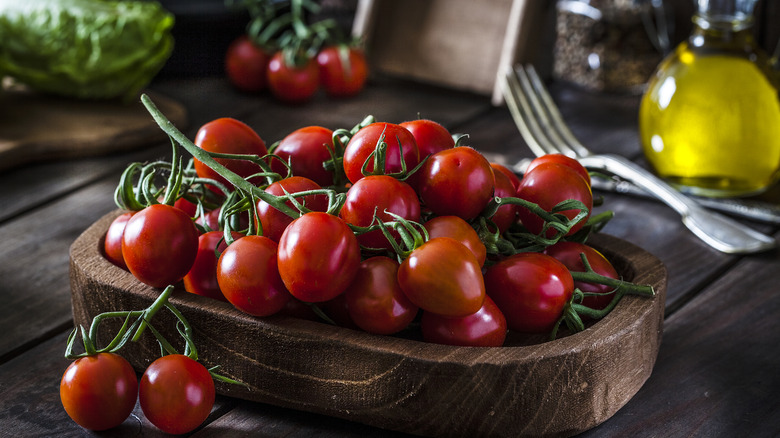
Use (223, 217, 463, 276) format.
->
(316, 45, 368, 98)
(484, 252, 574, 333)
(269, 126, 335, 186)
(339, 175, 421, 250)
(344, 256, 419, 335)
(525, 153, 590, 186)
(490, 168, 519, 234)
(420, 295, 507, 347)
(516, 162, 593, 237)
(139, 354, 215, 435)
(417, 146, 495, 220)
(173, 196, 198, 217)
(399, 119, 455, 159)
(121, 204, 199, 288)
(225, 35, 270, 92)
(277, 212, 361, 302)
(544, 241, 619, 310)
(257, 176, 329, 242)
(183, 231, 239, 301)
(397, 237, 485, 317)
(60, 353, 138, 431)
(193, 118, 268, 195)
(217, 235, 291, 316)
(342, 122, 420, 184)
(103, 212, 133, 269)
(490, 162, 521, 192)
(267, 51, 319, 104)
(423, 215, 486, 267)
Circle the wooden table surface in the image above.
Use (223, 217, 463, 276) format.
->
(1, 72, 779, 437)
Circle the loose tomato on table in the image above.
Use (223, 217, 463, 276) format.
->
(484, 252, 574, 333)
(339, 175, 421, 250)
(225, 35, 270, 93)
(420, 295, 507, 347)
(544, 241, 619, 310)
(417, 146, 495, 221)
(103, 211, 133, 270)
(267, 51, 319, 104)
(268, 126, 336, 186)
(60, 353, 138, 431)
(516, 161, 593, 237)
(343, 256, 418, 335)
(316, 45, 368, 98)
(399, 119, 455, 159)
(139, 354, 215, 435)
(193, 117, 268, 195)
(397, 237, 485, 317)
(121, 204, 199, 288)
(342, 122, 420, 184)
(256, 176, 329, 242)
(277, 212, 361, 303)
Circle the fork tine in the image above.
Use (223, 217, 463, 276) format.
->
(524, 65, 592, 158)
(503, 66, 559, 157)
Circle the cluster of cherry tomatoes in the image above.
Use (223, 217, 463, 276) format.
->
(102, 108, 648, 350)
(225, 38, 368, 103)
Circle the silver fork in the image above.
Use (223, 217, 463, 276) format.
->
(503, 64, 776, 254)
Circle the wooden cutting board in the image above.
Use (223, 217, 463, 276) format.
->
(0, 88, 187, 172)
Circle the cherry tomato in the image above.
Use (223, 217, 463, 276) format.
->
(316, 45, 368, 98)
(173, 196, 198, 217)
(484, 252, 574, 333)
(225, 35, 270, 92)
(516, 162, 593, 237)
(525, 153, 590, 186)
(183, 231, 240, 301)
(60, 353, 138, 431)
(344, 256, 419, 335)
(139, 354, 215, 435)
(489, 168, 519, 234)
(104, 212, 133, 269)
(420, 295, 507, 347)
(417, 146, 495, 220)
(423, 215, 486, 267)
(267, 51, 319, 104)
(257, 176, 329, 242)
(122, 204, 199, 288)
(342, 122, 420, 184)
(399, 119, 455, 159)
(544, 241, 618, 310)
(194, 118, 268, 195)
(217, 235, 291, 316)
(339, 175, 421, 250)
(269, 126, 335, 186)
(397, 237, 485, 317)
(490, 162, 522, 192)
(277, 212, 361, 302)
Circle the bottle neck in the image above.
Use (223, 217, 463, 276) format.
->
(694, 0, 756, 31)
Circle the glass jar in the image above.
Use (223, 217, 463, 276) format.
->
(639, 0, 780, 198)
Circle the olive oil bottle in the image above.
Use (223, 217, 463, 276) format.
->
(639, 0, 780, 197)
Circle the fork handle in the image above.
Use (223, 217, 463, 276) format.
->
(579, 154, 776, 254)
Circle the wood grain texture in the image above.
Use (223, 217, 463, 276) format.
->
(0, 90, 187, 172)
(69, 210, 667, 438)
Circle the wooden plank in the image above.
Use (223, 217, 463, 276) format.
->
(0, 331, 238, 436)
(0, 177, 119, 361)
(578, 239, 780, 437)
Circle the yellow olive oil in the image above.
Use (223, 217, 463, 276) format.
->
(639, 19, 780, 197)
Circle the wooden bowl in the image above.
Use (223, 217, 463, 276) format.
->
(69, 210, 667, 438)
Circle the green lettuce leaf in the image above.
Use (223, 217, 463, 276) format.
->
(0, 0, 174, 100)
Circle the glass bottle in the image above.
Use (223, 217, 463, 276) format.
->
(638, 0, 780, 197)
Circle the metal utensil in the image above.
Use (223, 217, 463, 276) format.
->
(502, 64, 776, 254)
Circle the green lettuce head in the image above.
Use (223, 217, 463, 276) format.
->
(0, 0, 174, 100)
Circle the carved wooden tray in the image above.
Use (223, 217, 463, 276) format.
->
(69, 210, 667, 438)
